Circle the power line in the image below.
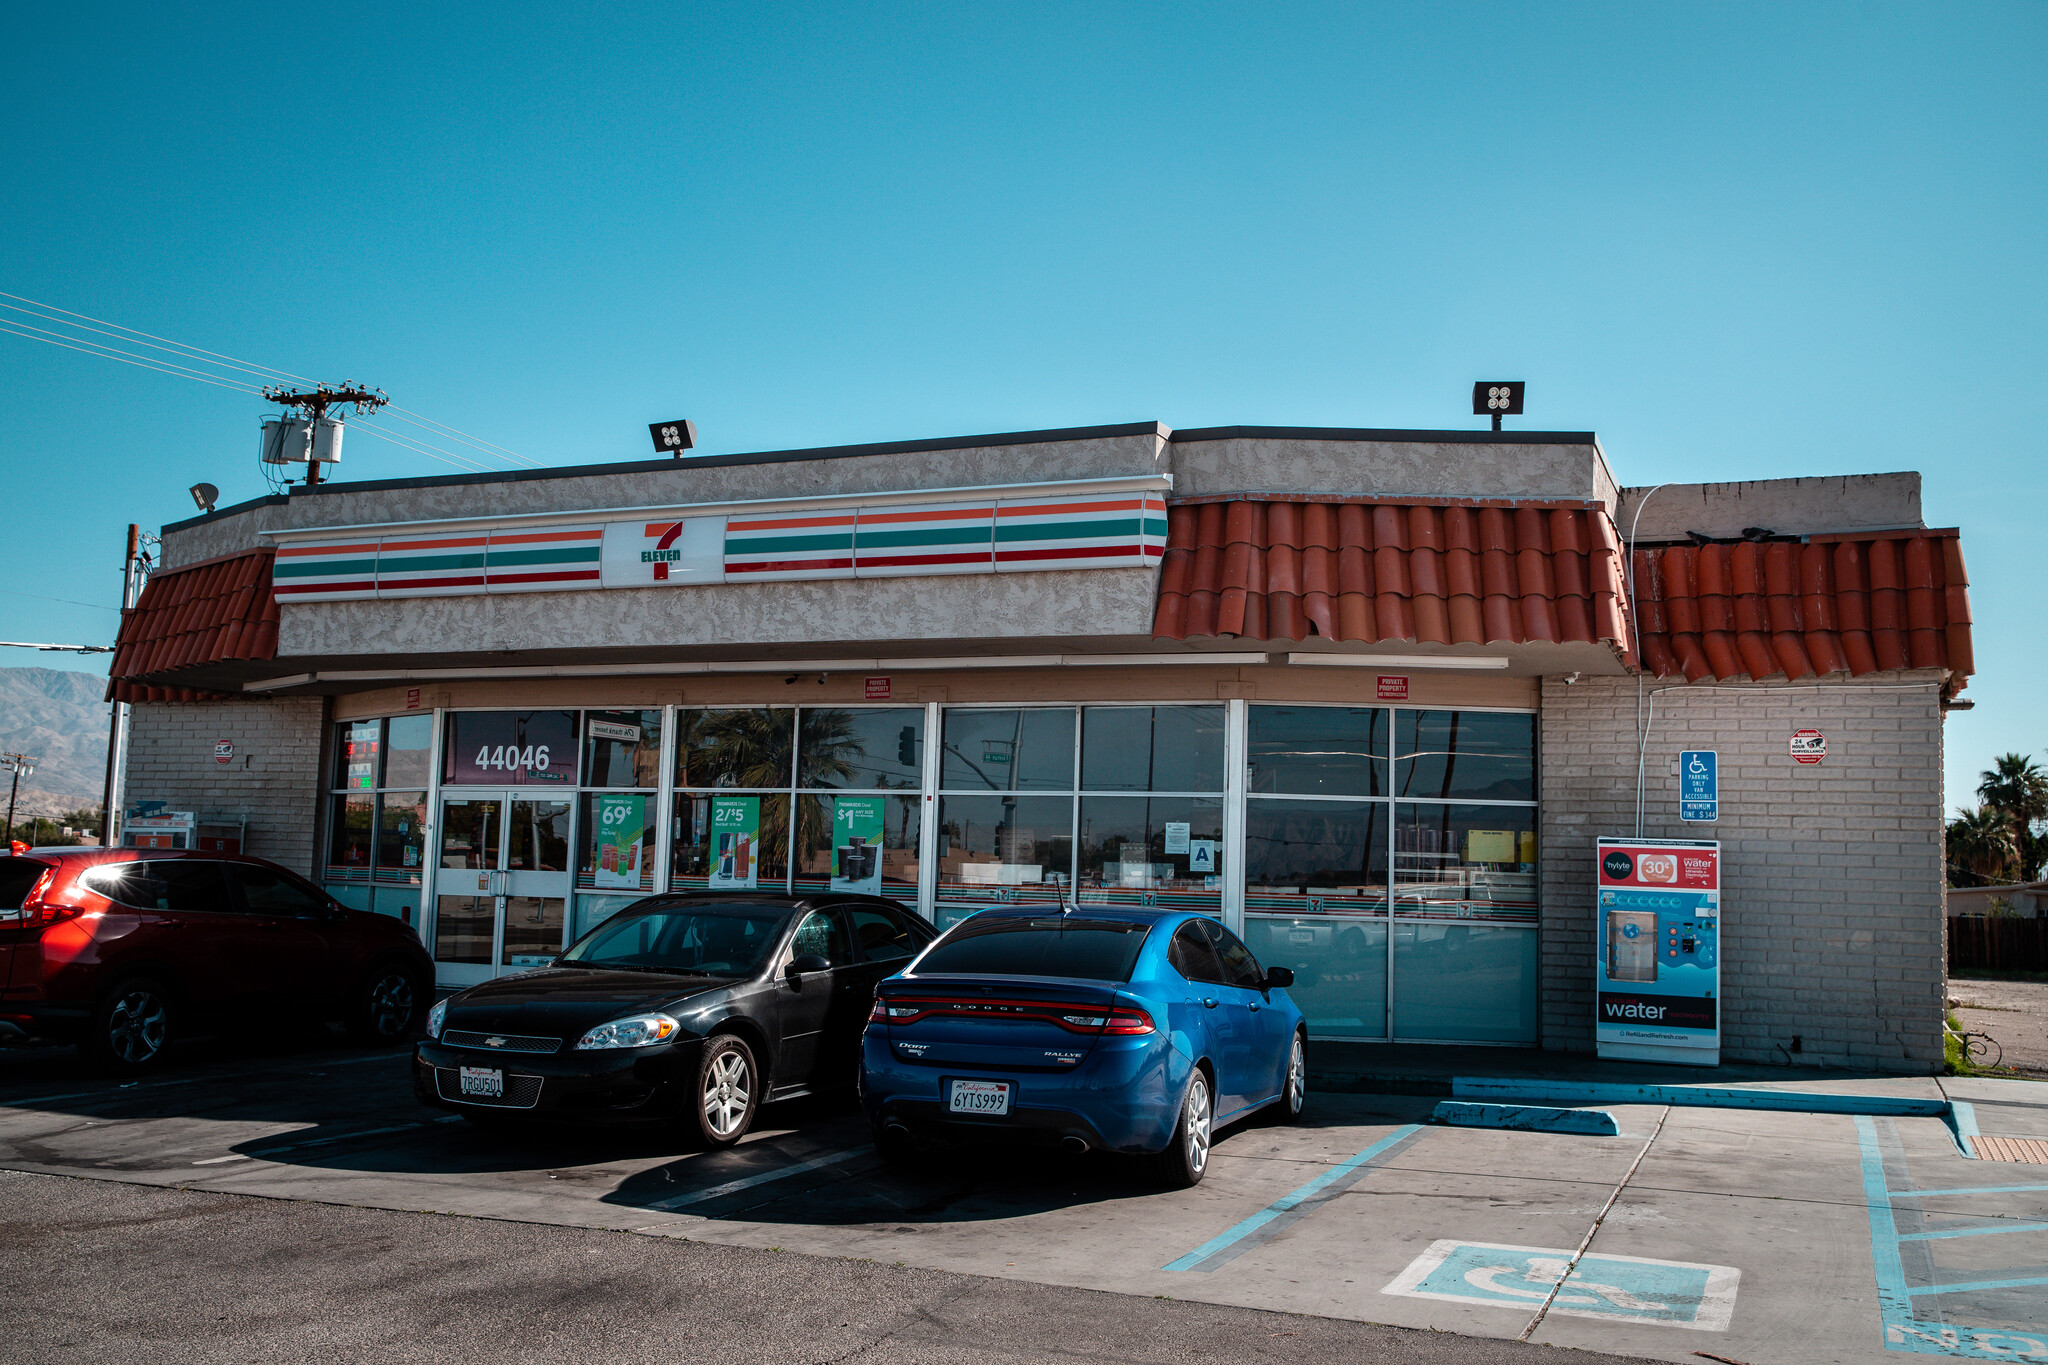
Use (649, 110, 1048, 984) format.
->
(0, 315, 273, 393)
(0, 289, 312, 385)
(0, 588, 122, 613)
(349, 420, 495, 473)
(382, 405, 546, 468)
(0, 300, 299, 386)
(0, 322, 266, 396)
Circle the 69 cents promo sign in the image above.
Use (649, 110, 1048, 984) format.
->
(443, 710, 578, 786)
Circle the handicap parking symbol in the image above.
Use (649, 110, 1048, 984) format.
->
(1383, 1241, 1740, 1332)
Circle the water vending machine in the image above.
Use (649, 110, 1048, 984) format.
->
(1595, 837, 1721, 1066)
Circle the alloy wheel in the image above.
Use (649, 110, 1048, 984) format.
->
(106, 988, 168, 1065)
(1287, 1037, 1306, 1114)
(702, 1051, 752, 1139)
(1186, 1074, 1212, 1174)
(366, 973, 415, 1038)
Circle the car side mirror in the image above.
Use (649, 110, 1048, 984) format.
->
(785, 953, 831, 982)
(1263, 966, 1294, 990)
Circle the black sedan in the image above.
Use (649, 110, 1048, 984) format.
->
(413, 892, 935, 1146)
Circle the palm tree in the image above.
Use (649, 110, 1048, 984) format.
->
(1946, 804, 2019, 887)
(1977, 753, 2048, 881)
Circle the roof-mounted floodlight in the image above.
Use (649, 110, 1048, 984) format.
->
(1472, 381, 1525, 431)
(189, 482, 219, 513)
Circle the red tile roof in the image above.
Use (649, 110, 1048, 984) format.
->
(1632, 530, 1973, 693)
(1151, 497, 1632, 651)
(107, 550, 279, 703)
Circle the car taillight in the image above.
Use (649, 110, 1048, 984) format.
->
(869, 998, 889, 1023)
(16, 870, 81, 927)
(1102, 1006, 1155, 1035)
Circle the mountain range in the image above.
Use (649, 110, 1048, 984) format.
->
(0, 666, 111, 816)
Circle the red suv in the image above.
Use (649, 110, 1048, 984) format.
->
(0, 849, 434, 1073)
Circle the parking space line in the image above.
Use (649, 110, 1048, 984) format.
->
(1907, 1276, 2048, 1298)
(1162, 1125, 1423, 1273)
(1890, 1184, 2048, 1199)
(2, 1051, 408, 1112)
(641, 1146, 869, 1212)
(1898, 1222, 2048, 1242)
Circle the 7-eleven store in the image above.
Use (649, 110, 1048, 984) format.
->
(106, 421, 1969, 1069)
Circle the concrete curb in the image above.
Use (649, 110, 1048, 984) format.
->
(1448, 1076, 1950, 1117)
(1428, 1101, 1621, 1136)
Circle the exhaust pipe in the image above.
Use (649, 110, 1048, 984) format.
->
(1059, 1135, 1090, 1154)
(885, 1121, 913, 1139)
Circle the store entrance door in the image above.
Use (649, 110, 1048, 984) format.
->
(432, 793, 573, 987)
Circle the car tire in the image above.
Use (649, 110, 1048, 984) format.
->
(82, 975, 176, 1075)
(1149, 1067, 1213, 1189)
(348, 960, 430, 1045)
(1272, 1029, 1307, 1125)
(689, 1035, 760, 1149)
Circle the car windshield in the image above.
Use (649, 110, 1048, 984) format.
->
(912, 916, 1152, 982)
(560, 906, 790, 977)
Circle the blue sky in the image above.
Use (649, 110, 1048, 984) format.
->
(1, 2, 2040, 813)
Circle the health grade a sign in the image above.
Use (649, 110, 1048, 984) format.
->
(1596, 837, 1721, 1067)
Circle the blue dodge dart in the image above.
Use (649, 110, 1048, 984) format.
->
(858, 907, 1306, 1187)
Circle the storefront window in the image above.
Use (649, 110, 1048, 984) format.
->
(576, 791, 656, 893)
(1395, 711, 1536, 802)
(792, 793, 921, 897)
(798, 708, 923, 789)
(582, 710, 663, 788)
(443, 710, 579, 787)
(326, 793, 374, 881)
(1392, 803, 1537, 923)
(1248, 707, 1387, 796)
(1080, 706, 1223, 792)
(383, 714, 434, 788)
(936, 794, 1071, 926)
(1078, 796, 1224, 894)
(940, 708, 1075, 792)
(376, 792, 426, 880)
(675, 707, 794, 789)
(324, 716, 429, 923)
(670, 793, 791, 891)
(1244, 798, 1389, 896)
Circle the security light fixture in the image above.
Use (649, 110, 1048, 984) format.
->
(189, 483, 219, 513)
(649, 419, 698, 457)
(1472, 381, 1525, 431)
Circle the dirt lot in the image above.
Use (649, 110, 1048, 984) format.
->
(1950, 976, 2048, 1076)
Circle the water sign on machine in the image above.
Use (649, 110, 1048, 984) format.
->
(1596, 837, 1721, 1066)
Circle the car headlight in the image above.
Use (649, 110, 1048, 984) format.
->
(575, 1014, 680, 1050)
(425, 997, 448, 1040)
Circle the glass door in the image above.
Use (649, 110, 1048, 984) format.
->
(432, 793, 573, 985)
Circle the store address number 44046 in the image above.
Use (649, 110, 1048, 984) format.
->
(474, 745, 554, 774)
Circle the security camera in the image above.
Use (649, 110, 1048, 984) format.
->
(1564, 671, 1582, 685)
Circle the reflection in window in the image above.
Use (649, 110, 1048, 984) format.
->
(940, 709, 1076, 792)
(1248, 707, 1387, 797)
(792, 793, 921, 895)
(670, 793, 791, 891)
(375, 792, 426, 884)
(1393, 803, 1536, 922)
(326, 794, 374, 880)
(1244, 799, 1388, 901)
(937, 795, 1071, 903)
(674, 708, 794, 789)
(799, 709, 923, 790)
(383, 713, 434, 788)
(1080, 706, 1224, 793)
(1077, 796, 1223, 907)
(584, 710, 664, 788)
(337, 720, 379, 790)
(1395, 711, 1536, 802)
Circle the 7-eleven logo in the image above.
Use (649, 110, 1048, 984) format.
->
(642, 522, 685, 580)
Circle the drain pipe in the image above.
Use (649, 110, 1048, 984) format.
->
(1625, 485, 1670, 838)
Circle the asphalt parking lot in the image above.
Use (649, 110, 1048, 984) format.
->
(2, 1034, 2044, 1365)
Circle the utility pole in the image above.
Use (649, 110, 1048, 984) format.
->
(3, 752, 37, 848)
(99, 523, 145, 847)
(262, 383, 387, 487)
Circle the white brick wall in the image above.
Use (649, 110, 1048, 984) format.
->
(1539, 671, 1948, 1074)
(123, 698, 329, 876)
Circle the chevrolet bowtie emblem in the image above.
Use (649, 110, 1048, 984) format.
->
(484, 1037, 507, 1048)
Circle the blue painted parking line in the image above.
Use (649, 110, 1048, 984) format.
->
(1162, 1124, 1423, 1273)
(1898, 1222, 2048, 1242)
(1854, 1114, 2048, 1358)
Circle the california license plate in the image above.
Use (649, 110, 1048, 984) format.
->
(948, 1079, 1012, 1116)
(459, 1066, 504, 1098)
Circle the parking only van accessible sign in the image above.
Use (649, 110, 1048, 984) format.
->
(1679, 750, 1717, 821)
(1596, 837, 1721, 1066)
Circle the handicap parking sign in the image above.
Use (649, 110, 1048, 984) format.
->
(1383, 1241, 1740, 1331)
